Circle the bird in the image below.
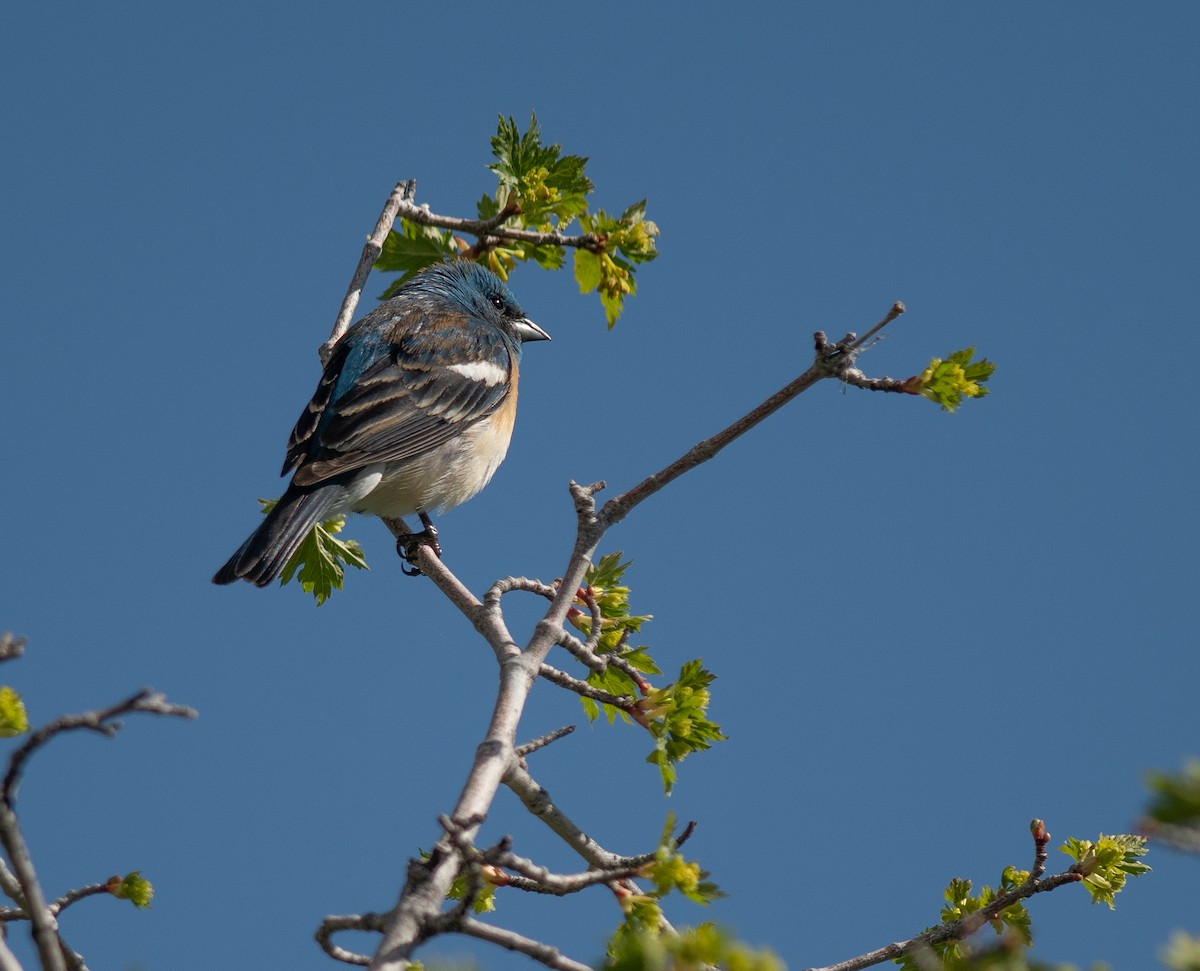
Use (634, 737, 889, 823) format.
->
(213, 259, 549, 587)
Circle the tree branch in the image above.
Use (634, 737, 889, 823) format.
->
(321, 180, 416, 363)
(454, 917, 592, 971)
(485, 847, 644, 896)
(0, 881, 110, 922)
(367, 503, 605, 970)
(395, 197, 604, 254)
(801, 823, 1079, 971)
(3, 690, 196, 805)
(315, 912, 384, 966)
(515, 725, 576, 759)
(598, 317, 905, 528)
(0, 689, 194, 971)
(537, 662, 634, 709)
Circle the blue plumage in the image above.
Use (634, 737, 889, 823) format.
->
(213, 260, 549, 587)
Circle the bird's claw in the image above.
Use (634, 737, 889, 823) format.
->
(396, 516, 441, 577)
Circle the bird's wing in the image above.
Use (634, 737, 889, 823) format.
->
(284, 308, 515, 488)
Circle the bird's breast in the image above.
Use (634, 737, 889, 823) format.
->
(350, 408, 517, 518)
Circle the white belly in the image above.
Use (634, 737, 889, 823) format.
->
(349, 421, 513, 518)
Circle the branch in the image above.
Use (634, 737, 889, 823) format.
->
(485, 847, 645, 896)
(599, 315, 905, 528)
(367, 536, 603, 969)
(0, 881, 110, 922)
(537, 663, 635, 709)
(348, 185, 912, 969)
(0, 689, 195, 971)
(396, 197, 604, 254)
(455, 917, 592, 971)
(321, 180, 416, 363)
(802, 823, 1079, 971)
(3, 690, 197, 805)
(515, 725, 576, 759)
(316, 912, 384, 966)
(504, 762, 662, 872)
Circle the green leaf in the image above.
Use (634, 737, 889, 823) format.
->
(1059, 834, 1150, 908)
(447, 871, 498, 914)
(909, 347, 996, 412)
(375, 219, 457, 296)
(604, 820, 744, 971)
(1146, 759, 1200, 826)
(644, 812, 724, 906)
(489, 112, 592, 231)
(0, 686, 29, 737)
(644, 660, 726, 794)
(575, 207, 659, 327)
(109, 871, 154, 909)
(259, 499, 368, 604)
(574, 248, 603, 294)
(605, 922, 782, 971)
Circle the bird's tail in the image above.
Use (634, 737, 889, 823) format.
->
(212, 483, 346, 587)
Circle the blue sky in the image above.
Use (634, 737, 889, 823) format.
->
(3, 3, 1198, 970)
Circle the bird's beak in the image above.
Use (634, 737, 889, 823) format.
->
(514, 317, 551, 343)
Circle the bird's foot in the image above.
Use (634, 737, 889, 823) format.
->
(395, 514, 441, 577)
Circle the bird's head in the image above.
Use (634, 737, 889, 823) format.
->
(414, 260, 550, 345)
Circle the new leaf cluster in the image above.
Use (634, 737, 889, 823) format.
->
(574, 554, 726, 793)
(905, 347, 996, 412)
(896, 833, 1149, 971)
(1059, 834, 1150, 909)
(604, 815, 759, 971)
(374, 113, 659, 326)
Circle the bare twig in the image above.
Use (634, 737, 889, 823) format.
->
(321, 180, 416, 363)
(847, 301, 906, 351)
(4, 690, 196, 805)
(0, 881, 109, 922)
(504, 763, 656, 871)
(484, 576, 558, 604)
(577, 587, 604, 656)
(316, 912, 384, 966)
(537, 664, 634, 709)
(598, 317, 904, 528)
(455, 917, 592, 971)
(551, 630, 609, 675)
(515, 725, 576, 758)
(0, 689, 194, 971)
(396, 197, 604, 255)
(619, 820, 699, 869)
(487, 845, 644, 895)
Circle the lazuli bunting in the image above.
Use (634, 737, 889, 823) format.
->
(213, 260, 549, 587)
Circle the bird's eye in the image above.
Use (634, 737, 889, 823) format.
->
(490, 294, 506, 311)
